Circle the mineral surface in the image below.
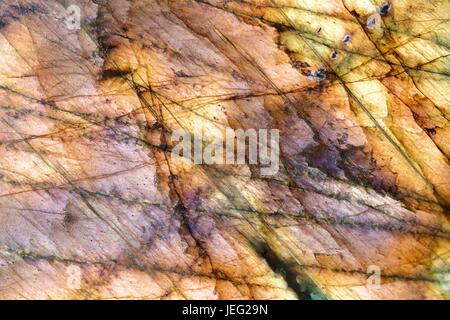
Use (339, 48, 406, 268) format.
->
(0, 0, 448, 299)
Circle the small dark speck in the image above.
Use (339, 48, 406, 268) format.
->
(152, 121, 163, 129)
(426, 128, 437, 136)
(315, 68, 326, 80)
(342, 34, 352, 44)
(307, 68, 327, 81)
(378, 2, 392, 16)
(316, 27, 322, 33)
(330, 50, 338, 60)
(175, 70, 189, 77)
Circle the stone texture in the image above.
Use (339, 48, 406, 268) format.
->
(0, 0, 448, 299)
